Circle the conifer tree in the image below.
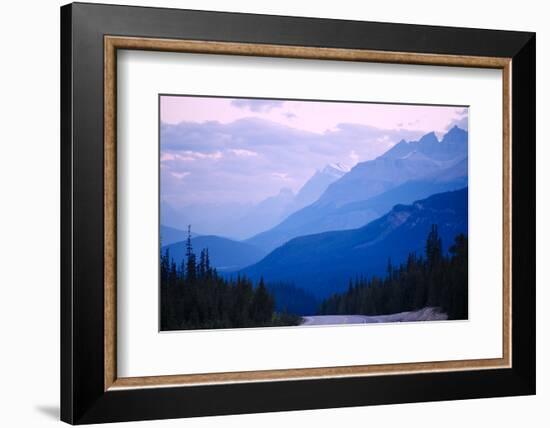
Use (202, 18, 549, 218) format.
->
(199, 249, 207, 277)
(251, 277, 274, 324)
(185, 225, 196, 282)
(426, 224, 442, 270)
(204, 248, 211, 275)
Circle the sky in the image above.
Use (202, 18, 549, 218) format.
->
(160, 95, 468, 208)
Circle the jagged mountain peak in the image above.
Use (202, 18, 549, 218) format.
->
(418, 131, 439, 145)
(442, 125, 468, 143)
(382, 127, 467, 162)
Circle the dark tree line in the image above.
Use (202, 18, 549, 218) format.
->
(161, 226, 300, 330)
(318, 226, 468, 320)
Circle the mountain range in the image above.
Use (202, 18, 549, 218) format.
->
(161, 162, 348, 240)
(247, 126, 467, 252)
(240, 187, 468, 298)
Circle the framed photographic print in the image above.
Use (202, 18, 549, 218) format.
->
(158, 94, 469, 332)
(60, 2, 536, 424)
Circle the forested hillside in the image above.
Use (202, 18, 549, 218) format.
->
(319, 226, 468, 320)
(241, 188, 468, 298)
(160, 228, 300, 330)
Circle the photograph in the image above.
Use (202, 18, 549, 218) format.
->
(159, 95, 469, 331)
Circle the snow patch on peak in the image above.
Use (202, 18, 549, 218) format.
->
(323, 162, 350, 175)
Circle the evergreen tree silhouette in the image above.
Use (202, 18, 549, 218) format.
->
(185, 225, 196, 282)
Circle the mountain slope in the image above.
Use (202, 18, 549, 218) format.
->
(247, 155, 467, 253)
(316, 149, 445, 209)
(292, 163, 350, 209)
(240, 188, 468, 298)
(163, 235, 267, 271)
(328, 156, 468, 224)
(228, 187, 296, 239)
(231, 163, 348, 239)
(162, 163, 348, 241)
(313, 127, 466, 210)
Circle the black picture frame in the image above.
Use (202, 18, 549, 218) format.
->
(61, 2, 535, 424)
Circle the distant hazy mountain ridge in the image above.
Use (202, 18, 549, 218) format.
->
(161, 162, 349, 240)
(162, 235, 267, 272)
(241, 187, 468, 298)
(247, 126, 468, 252)
(160, 225, 200, 246)
(292, 163, 350, 209)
